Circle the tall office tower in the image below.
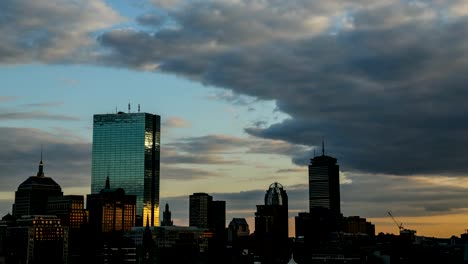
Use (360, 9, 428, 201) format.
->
(13, 159, 63, 218)
(91, 111, 160, 226)
(189, 193, 212, 228)
(255, 182, 289, 240)
(254, 182, 289, 263)
(308, 142, 340, 215)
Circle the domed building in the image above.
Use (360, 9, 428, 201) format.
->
(12, 158, 63, 218)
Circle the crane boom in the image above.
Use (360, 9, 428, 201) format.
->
(387, 211, 404, 231)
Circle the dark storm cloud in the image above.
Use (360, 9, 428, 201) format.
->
(0, 127, 91, 192)
(0, 0, 122, 63)
(96, 0, 468, 176)
(165, 134, 312, 167)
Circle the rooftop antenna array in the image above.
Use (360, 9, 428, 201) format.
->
(138, 104, 140, 113)
(128, 102, 131, 113)
(322, 137, 325, 156)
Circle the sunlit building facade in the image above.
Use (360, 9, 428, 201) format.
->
(87, 177, 136, 233)
(91, 111, 160, 226)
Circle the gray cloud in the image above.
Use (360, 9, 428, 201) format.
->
(161, 165, 220, 180)
(168, 135, 249, 153)
(0, 127, 91, 192)
(96, 0, 468, 176)
(22, 102, 64, 108)
(0, 0, 123, 64)
(206, 90, 256, 106)
(0, 110, 79, 121)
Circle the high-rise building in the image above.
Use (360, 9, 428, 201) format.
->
(254, 182, 289, 263)
(91, 111, 160, 226)
(255, 182, 289, 240)
(189, 193, 212, 228)
(13, 159, 63, 218)
(308, 142, 340, 215)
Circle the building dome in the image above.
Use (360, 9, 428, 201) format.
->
(17, 160, 61, 192)
(265, 182, 287, 206)
(18, 176, 62, 191)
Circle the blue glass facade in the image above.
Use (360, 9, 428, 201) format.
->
(91, 112, 160, 226)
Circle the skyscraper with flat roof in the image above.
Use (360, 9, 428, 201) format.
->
(308, 142, 340, 215)
(91, 111, 160, 226)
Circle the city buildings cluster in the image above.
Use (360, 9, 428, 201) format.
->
(1, 110, 468, 263)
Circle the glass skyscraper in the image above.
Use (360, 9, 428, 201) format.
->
(91, 112, 160, 226)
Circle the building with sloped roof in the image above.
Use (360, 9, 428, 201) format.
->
(13, 158, 63, 218)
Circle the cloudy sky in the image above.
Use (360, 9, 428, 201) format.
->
(2, 0, 468, 237)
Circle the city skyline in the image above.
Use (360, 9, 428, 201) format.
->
(3, 0, 468, 238)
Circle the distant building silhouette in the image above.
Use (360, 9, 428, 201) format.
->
(161, 203, 173, 226)
(87, 177, 136, 234)
(308, 141, 340, 215)
(189, 193, 226, 261)
(342, 216, 375, 237)
(228, 218, 250, 242)
(189, 193, 212, 228)
(13, 158, 63, 218)
(254, 182, 290, 263)
(91, 111, 160, 226)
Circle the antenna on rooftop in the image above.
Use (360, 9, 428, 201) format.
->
(322, 137, 325, 156)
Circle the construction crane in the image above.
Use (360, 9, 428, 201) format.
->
(387, 211, 404, 231)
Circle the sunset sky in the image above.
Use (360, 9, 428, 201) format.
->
(2, 0, 468, 238)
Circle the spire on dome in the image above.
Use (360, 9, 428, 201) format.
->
(37, 147, 45, 177)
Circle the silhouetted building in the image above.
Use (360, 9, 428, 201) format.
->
(126, 226, 209, 263)
(13, 158, 63, 218)
(189, 193, 213, 228)
(209, 200, 226, 237)
(91, 111, 160, 226)
(228, 218, 250, 241)
(227, 218, 250, 260)
(309, 142, 340, 216)
(342, 216, 375, 237)
(254, 182, 289, 263)
(161, 203, 173, 226)
(47, 195, 86, 263)
(5, 215, 67, 264)
(87, 177, 136, 234)
(142, 217, 155, 264)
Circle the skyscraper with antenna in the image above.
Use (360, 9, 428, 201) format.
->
(91, 108, 160, 226)
(308, 141, 341, 215)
